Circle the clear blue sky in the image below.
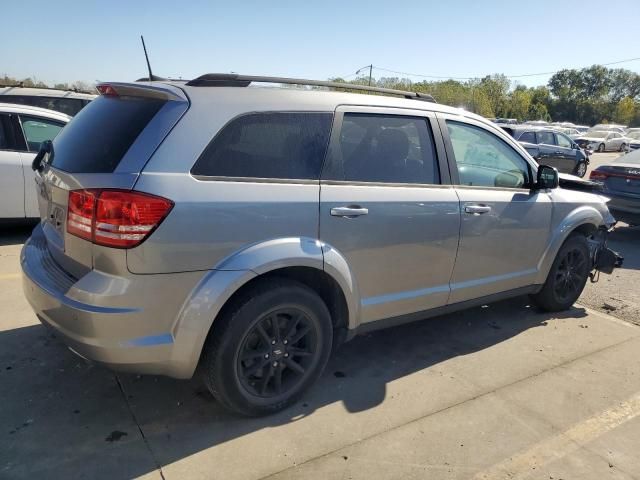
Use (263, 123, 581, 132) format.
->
(2, 0, 639, 88)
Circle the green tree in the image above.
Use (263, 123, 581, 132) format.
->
(615, 97, 636, 125)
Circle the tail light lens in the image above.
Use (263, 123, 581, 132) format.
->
(67, 189, 173, 248)
(589, 170, 608, 182)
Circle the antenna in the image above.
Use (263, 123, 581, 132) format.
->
(141, 35, 154, 81)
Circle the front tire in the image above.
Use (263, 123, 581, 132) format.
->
(597, 143, 605, 153)
(574, 161, 587, 178)
(619, 143, 627, 152)
(531, 234, 591, 312)
(202, 278, 333, 416)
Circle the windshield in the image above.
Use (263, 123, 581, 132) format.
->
(627, 131, 640, 140)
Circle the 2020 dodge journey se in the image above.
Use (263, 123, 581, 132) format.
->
(22, 75, 619, 416)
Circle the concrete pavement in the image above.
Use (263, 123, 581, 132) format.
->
(1, 225, 639, 480)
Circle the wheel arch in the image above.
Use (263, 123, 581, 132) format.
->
(535, 206, 607, 284)
(170, 237, 359, 378)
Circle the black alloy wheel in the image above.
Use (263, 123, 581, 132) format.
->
(237, 308, 319, 398)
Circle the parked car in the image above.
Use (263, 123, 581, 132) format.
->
(0, 85, 95, 116)
(575, 125, 590, 134)
(0, 103, 70, 220)
(22, 75, 619, 416)
(501, 126, 590, 177)
(575, 130, 630, 152)
(627, 131, 640, 150)
(588, 124, 627, 134)
(590, 148, 640, 225)
(552, 127, 581, 139)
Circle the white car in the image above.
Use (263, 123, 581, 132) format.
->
(576, 130, 631, 153)
(0, 103, 70, 219)
(0, 86, 95, 117)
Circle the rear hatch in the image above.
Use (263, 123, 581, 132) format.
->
(35, 82, 189, 278)
(598, 163, 640, 197)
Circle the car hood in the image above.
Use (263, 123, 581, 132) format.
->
(558, 172, 603, 193)
(576, 136, 607, 142)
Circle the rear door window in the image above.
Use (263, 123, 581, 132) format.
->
(51, 95, 165, 173)
(328, 113, 440, 184)
(191, 112, 333, 180)
(537, 131, 556, 145)
(518, 131, 536, 143)
(19, 115, 65, 151)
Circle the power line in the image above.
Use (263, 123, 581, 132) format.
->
(370, 57, 640, 81)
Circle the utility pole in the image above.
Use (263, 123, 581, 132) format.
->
(368, 64, 372, 87)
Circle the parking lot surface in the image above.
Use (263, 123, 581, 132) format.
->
(2, 215, 639, 480)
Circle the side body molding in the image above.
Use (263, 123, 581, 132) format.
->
(534, 205, 609, 285)
(170, 237, 360, 378)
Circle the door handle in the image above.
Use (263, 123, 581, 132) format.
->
(330, 206, 369, 218)
(464, 204, 492, 215)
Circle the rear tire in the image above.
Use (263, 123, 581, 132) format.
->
(201, 278, 333, 416)
(531, 234, 591, 312)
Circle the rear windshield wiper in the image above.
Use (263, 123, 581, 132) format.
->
(32, 140, 54, 172)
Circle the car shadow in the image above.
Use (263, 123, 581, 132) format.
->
(1, 296, 588, 479)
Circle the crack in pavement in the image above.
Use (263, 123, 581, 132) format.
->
(115, 374, 167, 480)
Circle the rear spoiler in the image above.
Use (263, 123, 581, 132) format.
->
(96, 82, 187, 102)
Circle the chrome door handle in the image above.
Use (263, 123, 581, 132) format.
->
(330, 206, 369, 218)
(464, 204, 492, 215)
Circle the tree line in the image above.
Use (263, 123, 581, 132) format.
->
(331, 65, 640, 127)
(1, 75, 95, 94)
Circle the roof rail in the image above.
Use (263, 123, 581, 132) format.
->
(185, 74, 436, 103)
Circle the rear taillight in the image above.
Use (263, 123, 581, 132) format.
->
(67, 189, 173, 248)
(589, 170, 608, 182)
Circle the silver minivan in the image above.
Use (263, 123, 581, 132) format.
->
(22, 75, 620, 415)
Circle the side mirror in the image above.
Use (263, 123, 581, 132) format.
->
(536, 165, 559, 189)
(31, 140, 53, 172)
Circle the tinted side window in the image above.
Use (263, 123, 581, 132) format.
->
(2, 95, 86, 116)
(192, 112, 332, 180)
(19, 115, 64, 151)
(0, 115, 14, 149)
(537, 131, 556, 145)
(518, 131, 536, 143)
(446, 121, 531, 189)
(330, 113, 440, 184)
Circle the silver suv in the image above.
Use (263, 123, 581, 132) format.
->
(22, 74, 619, 416)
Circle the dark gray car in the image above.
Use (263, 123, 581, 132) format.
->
(501, 126, 590, 177)
(590, 148, 640, 225)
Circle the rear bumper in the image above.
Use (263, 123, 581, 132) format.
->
(606, 194, 640, 225)
(21, 224, 207, 378)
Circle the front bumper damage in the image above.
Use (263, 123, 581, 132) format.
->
(587, 227, 624, 281)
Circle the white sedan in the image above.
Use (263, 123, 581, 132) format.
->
(576, 130, 631, 153)
(0, 103, 70, 219)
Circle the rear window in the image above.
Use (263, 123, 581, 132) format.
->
(191, 112, 333, 180)
(51, 96, 165, 173)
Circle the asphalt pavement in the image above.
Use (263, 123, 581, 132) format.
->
(1, 189, 639, 479)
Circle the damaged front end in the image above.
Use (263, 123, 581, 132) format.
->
(587, 228, 624, 282)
